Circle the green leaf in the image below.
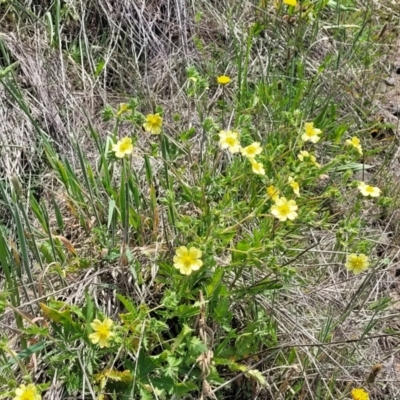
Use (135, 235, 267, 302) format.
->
(172, 324, 193, 352)
(173, 382, 198, 396)
(149, 376, 174, 393)
(213, 296, 232, 324)
(0, 61, 19, 79)
(116, 293, 137, 314)
(188, 336, 207, 356)
(1, 342, 47, 369)
(288, 347, 297, 364)
(176, 304, 201, 319)
(137, 350, 157, 378)
(244, 369, 268, 388)
(94, 59, 105, 78)
(40, 302, 72, 324)
(333, 163, 374, 172)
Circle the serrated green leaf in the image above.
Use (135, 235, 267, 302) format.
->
(188, 336, 207, 356)
(173, 382, 198, 396)
(172, 324, 193, 352)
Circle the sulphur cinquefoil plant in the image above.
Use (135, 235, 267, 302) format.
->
(0, 0, 399, 399)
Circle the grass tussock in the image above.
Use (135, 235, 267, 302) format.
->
(1, 0, 400, 399)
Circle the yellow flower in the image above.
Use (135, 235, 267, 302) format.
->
(298, 150, 320, 167)
(217, 75, 231, 85)
(267, 185, 279, 201)
(345, 254, 369, 275)
(14, 384, 41, 400)
(351, 387, 369, 400)
(346, 137, 363, 155)
(173, 246, 203, 275)
(358, 182, 381, 197)
(250, 159, 265, 175)
(241, 142, 262, 159)
(116, 103, 129, 116)
(288, 177, 300, 197)
(301, 122, 322, 143)
(89, 318, 114, 348)
(143, 113, 163, 134)
(219, 130, 241, 153)
(112, 137, 134, 158)
(271, 197, 298, 221)
(283, 0, 297, 5)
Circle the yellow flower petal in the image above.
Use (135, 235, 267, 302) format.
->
(188, 247, 202, 259)
(288, 177, 300, 197)
(250, 159, 265, 175)
(217, 75, 231, 85)
(351, 387, 369, 400)
(267, 185, 279, 201)
(116, 103, 129, 116)
(14, 383, 41, 400)
(346, 137, 363, 155)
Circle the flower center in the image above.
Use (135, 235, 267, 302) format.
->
(278, 204, 290, 216)
(21, 390, 35, 400)
(181, 255, 195, 268)
(98, 326, 109, 338)
(366, 186, 374, 193)
(226, 138, 236, 146)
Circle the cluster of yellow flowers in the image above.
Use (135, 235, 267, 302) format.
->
(266, 123, 322, 221)
(110, 77, 380, 281)
(344, 136, 381, 197)
(111, 113, 163, 158)
(298, 150, 320, 167)
(219, 130, 265, 175)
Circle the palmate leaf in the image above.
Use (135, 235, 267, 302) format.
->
(188, 336, 207, 356)
(171, 324, 193, 352)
